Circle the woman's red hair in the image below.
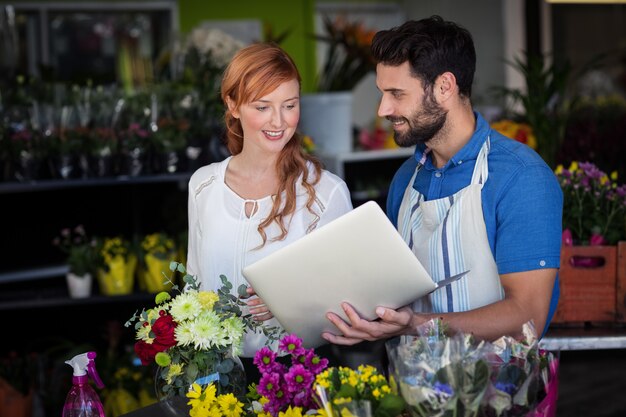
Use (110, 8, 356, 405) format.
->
(220, 43, 323, 246)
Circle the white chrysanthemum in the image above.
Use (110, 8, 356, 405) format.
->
(169, 291, 201, 322)
(174, 321, 195, 346)
(221, 316, 245, 346)
(136, 325, 153, 342)
(190, 310, 226, 350)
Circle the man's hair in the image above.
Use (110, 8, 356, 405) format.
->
(371, 15, 476, 98)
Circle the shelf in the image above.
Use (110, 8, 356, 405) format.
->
(319, 147, 415, 163)
(318, 147, 415, 180)
(0, 172, 192, 194)
(0, 264, 69, 284)
(0, 292, 155, 311)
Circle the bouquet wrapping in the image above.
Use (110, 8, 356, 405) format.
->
(386, 319, 559, 417)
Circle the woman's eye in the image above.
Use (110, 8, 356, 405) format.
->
(285, 104, 296, 110)
(256, 106, 268, 111)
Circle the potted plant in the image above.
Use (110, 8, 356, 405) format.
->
(96, 236, 137, 296)
(300, 15, 377, 154)
(553, 161, 626, 324)
(137, 232, 177, 293)
(52, 225, 98, 298)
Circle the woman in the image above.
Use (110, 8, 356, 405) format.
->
(186, 43, 353, 359)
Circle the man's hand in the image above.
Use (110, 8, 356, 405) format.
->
(322, 302, 421, 345)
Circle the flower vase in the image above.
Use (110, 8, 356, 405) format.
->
(139, 253, 176, 293)
(299, 91, 354, 154)
(124, 147, 146, 177)
(97, 255, 137, 295)
(66, 272, 92, 298)
(15, 151, 41, 181)
(154, 351, 247, 404)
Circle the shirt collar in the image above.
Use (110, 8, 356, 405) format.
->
(412, 112, 490, 169)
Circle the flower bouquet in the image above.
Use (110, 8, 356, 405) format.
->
(555, 161, 626, 246)
(386, 319, 558, 417)
(313, 14, 377, 92)
(138, 232, 178, 293)
(314, 364, 406, 417)
(126, 262, 282, 409)
(250, 334, 328, 416)
(97, 236, 137, 295)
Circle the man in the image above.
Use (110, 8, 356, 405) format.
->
(323, 16, 562, 344)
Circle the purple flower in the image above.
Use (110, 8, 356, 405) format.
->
(254, 346, 278, 373)
(303, 350, 329, 374)
(257, 372, 281, 398)
(284, 364, 314, 393)
(495, 381, 517, 395)
(433, 381, 454, 396)
(279, 334, 305, 357)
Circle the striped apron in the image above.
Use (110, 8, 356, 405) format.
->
(397, 138, 504, 313)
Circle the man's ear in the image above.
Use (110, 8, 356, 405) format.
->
(436, 72, 457, 102)
(226, 96, 239, 118)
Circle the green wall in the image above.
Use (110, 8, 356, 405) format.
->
(178, 0, 317, 92)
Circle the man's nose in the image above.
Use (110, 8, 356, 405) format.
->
(377, 96, 392, 118)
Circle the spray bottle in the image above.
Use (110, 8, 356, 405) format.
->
(62, 351, 106, 417)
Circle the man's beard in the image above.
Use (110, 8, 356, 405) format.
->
(390, 91, 447, 147)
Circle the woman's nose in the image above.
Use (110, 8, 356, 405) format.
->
(270, 109, 284, 127)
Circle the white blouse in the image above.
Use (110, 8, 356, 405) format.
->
(186, 156, 353, 356)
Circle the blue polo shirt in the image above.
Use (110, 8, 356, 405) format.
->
(386, 112, 562, 336)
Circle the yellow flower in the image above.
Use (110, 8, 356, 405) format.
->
(568, 161, 579, 172)
(165, 363, 184, 385)
(333, 397, 352, 405)
(198, 291, 219, 310)
(217, 393, 244, 417)
(278, 406, 305, 417)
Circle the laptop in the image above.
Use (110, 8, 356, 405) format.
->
(242, 200, 437, 348)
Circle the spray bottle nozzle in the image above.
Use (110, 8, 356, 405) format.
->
(65, 351, 105, 389)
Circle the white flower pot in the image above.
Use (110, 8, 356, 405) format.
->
(66, 272, 92, 298)
(299, 91, 353, 154)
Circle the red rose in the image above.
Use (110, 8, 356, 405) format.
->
(134, 340, 160, 365)
(152, 314, 177, 349)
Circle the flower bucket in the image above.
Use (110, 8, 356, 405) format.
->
(97, 254, 137, 295)
(299, 91, 353, 154)
(0, 379, 32, 417)
(66, 272, 92, 298)
(553, 245, 618, 325)
(138, 254, 175, 293)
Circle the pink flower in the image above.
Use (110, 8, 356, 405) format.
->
(279, 334, 305, 357)
(257, 372, 282, 399)
(284, 364, 314, 393)
(303, 350, 328, 374)
(254, 346, 279, 373)
(562, 229, 573, 247)
(589, 233, 607, 246)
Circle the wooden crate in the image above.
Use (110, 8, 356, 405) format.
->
(553, 245, 618, 324)
(617, 241, 626, 322)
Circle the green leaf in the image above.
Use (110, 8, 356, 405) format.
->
(237, 284, 248, 298)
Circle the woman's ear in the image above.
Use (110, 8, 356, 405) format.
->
(226, 96, 240, 119)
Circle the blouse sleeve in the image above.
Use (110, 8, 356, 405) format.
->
(185, 177, 200, 278)
(317, 174, 353, 228)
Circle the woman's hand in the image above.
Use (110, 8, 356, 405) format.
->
(243, 286, 274, 321)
